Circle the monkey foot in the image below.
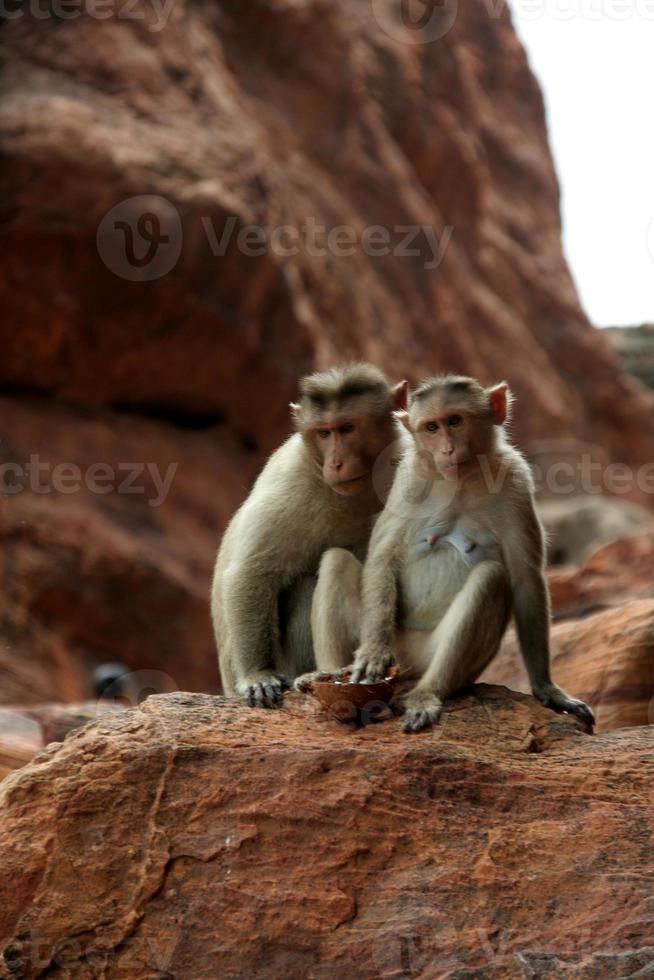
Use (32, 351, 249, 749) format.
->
(399, 690, 443, 733)
(550, 697, 595, 732)
(535, 684, 595, 732)
(237, 674, 291, 709)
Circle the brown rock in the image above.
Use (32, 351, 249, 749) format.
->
(1, 3, 654, 475)
(0, 396, 257, 704)
(0, 702, 126, 780)
(548, 530, 654, 619)
(483, 600, 654, 731)
(0, 714, 40, 783)
(0, 688, 652, 978)
(538, 496, 654, 567)
(2, 4, 654, 708)
(605, 323, 654, 391)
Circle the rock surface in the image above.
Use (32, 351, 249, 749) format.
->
(547, 530, 654, 620)
(0, 396, 253, 704)
(483, 600, 654, 731)
(0, 689, 652, 979)
(2, 2, 653, 466)
(605, 324, 654, 391)
(538, 496, 654, 567)
(1, 2, 654, 705)
(0, 702, 125, 781)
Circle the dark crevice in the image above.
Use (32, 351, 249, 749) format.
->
(0, 384, 228, 432)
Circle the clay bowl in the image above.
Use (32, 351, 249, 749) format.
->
(302, 667, 400, 724)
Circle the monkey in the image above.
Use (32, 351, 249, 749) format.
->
(306, 374, 595, 733)
(211, 363, 409, 707)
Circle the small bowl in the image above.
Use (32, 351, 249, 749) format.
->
(301, 667, 400, 724)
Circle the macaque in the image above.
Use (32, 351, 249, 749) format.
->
(212, 363, 408, 707)
(311, 374, 595, 733)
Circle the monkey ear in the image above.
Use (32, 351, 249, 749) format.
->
(488, 383, 511, 425)
(289, 401, 302, 427)
(392, 380, 409, 412)
(394, 410, 412, 432)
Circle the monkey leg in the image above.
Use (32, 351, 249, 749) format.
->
(277, 575, 317, 680)
(311, 548, 363, 673)
(400, 560, 512, 732)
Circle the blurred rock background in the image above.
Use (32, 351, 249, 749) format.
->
(0, 0, 653, 751)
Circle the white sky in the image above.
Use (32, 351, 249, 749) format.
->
(508, 1, 654, 326)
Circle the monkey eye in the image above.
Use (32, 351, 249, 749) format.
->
(448, 415, 462, 427)
(317, 429, 331, 439)
(339, 422, 354, 435)
(425, 421, 439, 433)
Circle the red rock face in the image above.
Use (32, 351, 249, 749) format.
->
(484, 598, 654, 731)
(1, 2, 654, 707)
(547, 530, 654, 619)
(0, 689, 653, 978)
(483, 533, 654, 731)
(2, 2, 654, 463)
(0, 397, 257, 704)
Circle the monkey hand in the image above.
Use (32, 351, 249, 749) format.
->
(397, 689, 443, 733)
(534, 683, 595, 731)
(350, 645, 394, 684)
(236, 672, 291, 709)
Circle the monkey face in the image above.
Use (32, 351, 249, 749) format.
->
(403, 379, 510, 481)
(313, 414, 390, 495)
(411, 406, 475, 478)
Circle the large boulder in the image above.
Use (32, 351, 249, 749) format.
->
(548, 530, 654, 619)
(538, 496, 654, 567)
(0, 689, 652, 978)
(483, 600, 654, 731)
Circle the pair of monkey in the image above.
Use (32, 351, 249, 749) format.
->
(211, 363, 594, 733)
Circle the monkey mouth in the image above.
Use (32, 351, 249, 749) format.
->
(333, 473, 370, 492)
(440, 457, 470, 475)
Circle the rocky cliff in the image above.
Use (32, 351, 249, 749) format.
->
(1, 0, 654, 703)
(1, 688, 653, 978)
(605, 324, 654, 391)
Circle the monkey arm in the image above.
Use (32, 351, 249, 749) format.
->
(506, 507, 595, 730)
(214, 484, 311, 704)
(510, 570, 553, 693)
(219, 554, 287, 694)
(350, 521, 402, 683)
